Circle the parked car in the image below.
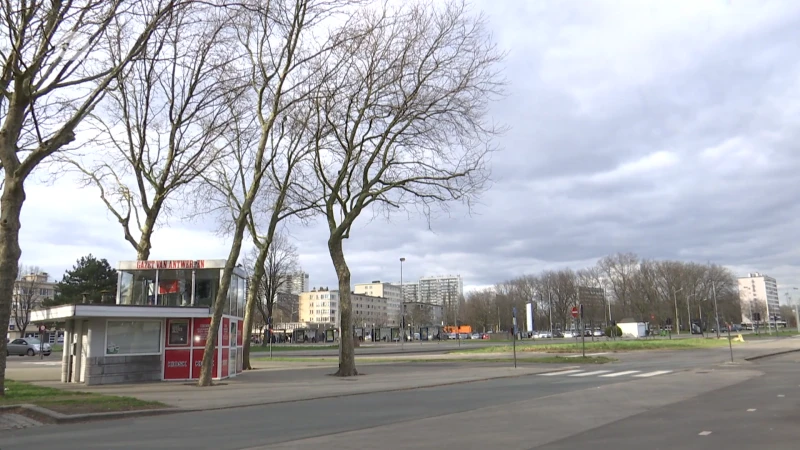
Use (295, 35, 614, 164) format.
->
(592, 329, 603, 337)
(471, 333, 481, 340)
(7, 337, 51, 357)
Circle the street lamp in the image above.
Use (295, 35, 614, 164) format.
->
(711, 283, 721, 339)
(672, 287, 683, 335)
(400, 257, 405, 350)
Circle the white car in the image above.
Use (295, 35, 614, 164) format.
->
(563, 331, 577, 338)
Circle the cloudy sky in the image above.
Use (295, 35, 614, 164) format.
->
(20, 0, 800, 303)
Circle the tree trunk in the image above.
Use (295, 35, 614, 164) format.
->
(197, 223, 247, 386)
(0, 177, 25, 395)
(242, 250, 267, 370)
(329, 237, 357, 377)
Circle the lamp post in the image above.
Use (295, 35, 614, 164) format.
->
(712, 283, 721, 339)
(400, 257, 405, 350)
(673, 287, 683, 335)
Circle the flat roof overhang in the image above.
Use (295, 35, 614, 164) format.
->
(31, 305, 213, 322)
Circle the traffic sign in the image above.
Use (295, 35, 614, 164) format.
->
(571, 306, 579, 318)
(39, 324, 46, 333)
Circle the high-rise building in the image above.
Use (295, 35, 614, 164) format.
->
(400, 282, 419, 303)
(354, 281, 401, 326)
(738, 272, 781, 324)
(277, 271, 309, 296)
(299, 288, 388, 328)
(418, 275, 463, 306)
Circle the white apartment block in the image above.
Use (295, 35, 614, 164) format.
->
(277, 271, 310, 296)
(400, 282, 419, 303)
(354, 281, 401, 326)
(418, 275, 463, 306)
(738, 272, 781, 324)
(299, 289, 388, 328)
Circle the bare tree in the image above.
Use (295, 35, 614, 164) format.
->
(0, 0, 181, 395)
(308, 0, 504, 376)
(12, 266, 44, 335)
(597, 253, 639, 318)
(192, 0, 339, 386)
(248, 233, 299, 363)
(62, 4, 234, 260)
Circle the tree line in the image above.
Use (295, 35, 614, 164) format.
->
(461, 253, 743, 335)
(0, 0, 503, 391)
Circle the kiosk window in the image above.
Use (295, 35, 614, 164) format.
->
(106, 320, 162, 355)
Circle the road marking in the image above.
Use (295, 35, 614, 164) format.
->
(538, 369, 584, 376)
(778, 394, 785, 398)
(24, 362, 61, 366)
(747, 409, 757, 412)
(564, 352, 609, 358)
(569, 370, 612, 377)
(600, 370, 641, 378)
(699, 431, 712, 436)
(633, 370, 673, 378)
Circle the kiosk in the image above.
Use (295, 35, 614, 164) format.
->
(31, 259, 246, 385)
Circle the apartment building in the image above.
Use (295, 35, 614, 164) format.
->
(738, 272, 781, 324)
(299, 288, 388, 328)
(277, 271, 310, 296)
(354, 281, 401, 326)
(418, 275, 463, 306)
(8, 272, 57, 339)
(399, 282, 419, 303)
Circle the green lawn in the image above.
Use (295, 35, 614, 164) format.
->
(451, 338, 737, 354)
(248, 345, 339, 352)
(0, 380, 166, 414)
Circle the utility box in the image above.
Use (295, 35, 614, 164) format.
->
(618, 322, 647, 338)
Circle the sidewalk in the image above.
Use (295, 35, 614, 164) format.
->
(31, 362, 560, 411)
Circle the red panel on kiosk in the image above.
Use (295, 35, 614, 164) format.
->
(192, 348, 218, 379)
(222, 318, 230, 346)
(192, 317, 211, 346)
(221, 348, 230, 377)
(164, 349, 191, 379)
(237, 321, 243, 346)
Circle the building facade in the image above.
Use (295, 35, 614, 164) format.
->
(8, 272, 57, 339)
(738, 272, 781, 324)
(354, 281, 401, 326)
(299, 289, 388, 328)
(277, 271, 310, 296)
(417, 275, 463, 306)
(399, 282, 419, 303)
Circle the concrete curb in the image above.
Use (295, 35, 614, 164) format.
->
(743, 347, 800, 361)
(0, 403, 179, 424)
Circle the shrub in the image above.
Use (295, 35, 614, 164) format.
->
(605, 325, 623, 337)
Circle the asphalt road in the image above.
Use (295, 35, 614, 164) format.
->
(5, 347, 796, 449)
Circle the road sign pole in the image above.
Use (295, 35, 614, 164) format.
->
(580, 305, 586, 358)
(727, 324, 734, 363)
(512, 307, 518, 368)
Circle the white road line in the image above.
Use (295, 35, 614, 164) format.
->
(778, 394, 785, 398)
(699, 431, 712, 436)
(747, 409, 757, 412)
(538, 369, 584, 376)
(633, 370, 673, 378)
(564, 352, 609, 358)
(569, 370, 612, 377)
(600, 370, 641, 378)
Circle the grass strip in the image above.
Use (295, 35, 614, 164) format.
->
(1, 380, 165, 414)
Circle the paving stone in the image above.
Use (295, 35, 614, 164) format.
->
(0, 411, 44, 430)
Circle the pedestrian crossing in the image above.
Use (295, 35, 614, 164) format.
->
(538, 368, 673, 379)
